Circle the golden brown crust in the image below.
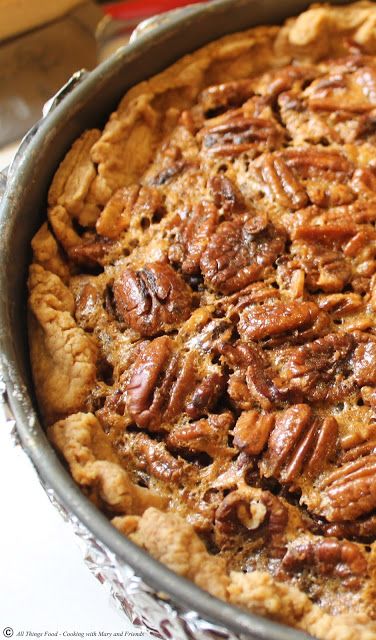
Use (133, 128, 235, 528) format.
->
(129, 507, 229, 600)
(31, 222, 70, 283)
(28, 3, 376, 638)
(48, 129, 102, 226)
(28, 265, 98, 425)
(229, 572, 376, 640)
(276, 1, 376, 61)
(48, 412, 167, 513)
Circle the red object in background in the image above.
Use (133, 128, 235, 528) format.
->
(104, 0, 205, 21)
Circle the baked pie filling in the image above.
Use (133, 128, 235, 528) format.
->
(28, 3, 376, 638)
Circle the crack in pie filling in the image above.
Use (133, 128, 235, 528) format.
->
(28, 3, 376, 638)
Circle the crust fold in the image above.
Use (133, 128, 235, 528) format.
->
(28, 265, 98, 425)
(48, 412, 167, 513)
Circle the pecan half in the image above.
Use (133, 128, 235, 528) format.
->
(198, 114, 285, 157)
(292, 222, 357, 244)
(262, 404, 312, 477)
(277, 242, 352, 293)
(185, 372, 226, 420)
(238, 300, 319, 341)
(215, 489, 267, 541)
(198, 80, 254, 115)
(126, 337, 224, 430)
(132, 432, 185, 483)
(281, 148, 352, 178)
(257, 154, 309, 210)
(99, 185, 164, 239)
(352, 340, 376, 386)
(200, 217, 286, 294)
(233, 410, 275, 455)
(252, 65, 318, 99)
(167, 413, 234, 456)
(126, 336, 175, 428)
(261, 405, 339, 483)
(316, 293, 363, 318)
(223, 342, 285, 408)
(319, 453, 376, 521)
(68, 236, 115, 267)
(214, 488, 288, 552)
(168, 201, 219, 275)
(325, 513, 376, 539)
(282, 538, 367, 588)
(306, 61, 376, 116)
(113, 262, 193, 336)
(208, 174, 245, 214)
(277, 333, 357, 403)
(219, 281, 280, 315)
(73, 279, 102, 330)
(340, 438, 376, 464)
(283, 333, 355, 377)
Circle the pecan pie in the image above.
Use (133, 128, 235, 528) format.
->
(28, 3, 376, 638)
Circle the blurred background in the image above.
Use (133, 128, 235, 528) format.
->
(0, 0, 209, 166)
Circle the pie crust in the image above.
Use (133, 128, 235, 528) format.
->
(28, 3, 376, 638)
